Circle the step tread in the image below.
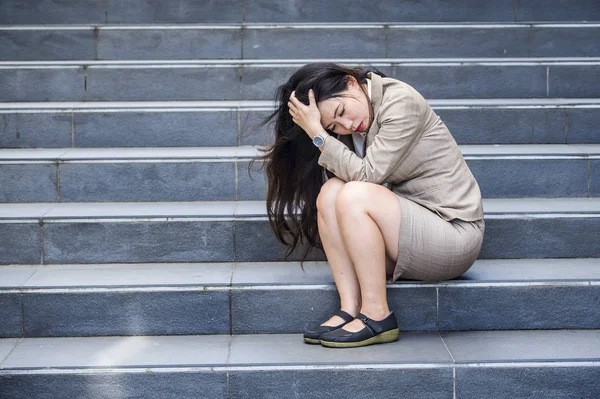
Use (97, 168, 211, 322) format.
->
(1, 144, 600, 162)
(1, 330, 599, 371)
(3, 22, 600, 29)
(0, 259, 598, 290)
(2, 58, 600, 67)
(1, 198, 599, 220)
(3, 98, 600, 110)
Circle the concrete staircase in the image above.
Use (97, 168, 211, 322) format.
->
(1, 1, 599, 398)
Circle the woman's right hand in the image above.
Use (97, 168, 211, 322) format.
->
(288, 89, 325, 139)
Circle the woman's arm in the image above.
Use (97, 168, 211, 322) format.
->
(290, 88, 426, 184)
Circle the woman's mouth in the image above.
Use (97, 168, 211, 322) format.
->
(356, 121, 364, 132)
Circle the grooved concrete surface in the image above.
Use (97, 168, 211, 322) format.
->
(1, 332, 599, 398)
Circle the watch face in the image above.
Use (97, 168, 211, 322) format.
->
(313, 135, 324, 147)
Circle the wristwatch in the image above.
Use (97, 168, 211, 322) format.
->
(312, 132, 329, 148)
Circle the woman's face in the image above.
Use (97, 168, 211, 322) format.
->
(317, 77, 371, 135)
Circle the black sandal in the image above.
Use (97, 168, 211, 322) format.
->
(303, 310, 355, 344)
(319, 311, 399, 348)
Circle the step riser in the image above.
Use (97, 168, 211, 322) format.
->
(2, 65, 599, 101)
(1, 217, 599, 265)
(2, 27, 599, 60)
(1, 107, 598, 148)
(2, 0, 600, 24)
(0, 372, 227, 399)
(2, 366, 599, 399)
(2, 285, 598, 337)
(0, 158, 597, 202)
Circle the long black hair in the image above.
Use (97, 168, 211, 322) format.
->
(256, 63, 384, 261)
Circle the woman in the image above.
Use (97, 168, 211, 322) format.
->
(259, 63, 484, 348)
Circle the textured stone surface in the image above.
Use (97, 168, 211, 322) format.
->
(516, 0, 600, 21)
(243, 28, 385, 59)
(3, 335, 230, 368)
(387, 286, 439, 331)
(438, 286, 600, 330)
(480, 217, 600, 259)
(239, 110, 274, 146)
(0, 266, 37, 288)
(0, 223, 40, 265)
(0, 0, 105, 24)
(234, 220, 326, 262)
(229, 368, 453, 399)
(467, 159, 589, 198)
(387, 27, 529, 58)
(0, 294, 22, 337)
(380, 0, 515, 22)
(231, 288, 338, 334)
(231, 261, 333, 285)
(0, 113, 73, 148)
(23, 263, 233, 288)
(242, 65, 394, 100)
(228, 333, 452, 365)
(550, 65, 600, 98)
(59, 162, 236, 202)
(43, 221, 234, 264)
(456, 366, 600, 399)
(567, 108, 600, 144)
(0, 30, 95, 60)
(591, 160, 600, 197)
(237, 160, 267, 200)
(442, 330, 600, 362)
(86, 67, 241, 101)
(0, 338, 19, 363)
(244, 0, 380, 22)
(98, 29, 242, 60)
(23, 291, 230, 336)
(107, 0, 243, 23)
(74, 111, 238, 147)
(0, 164, 58, 202)
(394, 65, 548, 99)
(437, 108, 567, 144)
(0, 372, 227, 399)
(532, 27, 600, 57)
(0, 68, 85, 102)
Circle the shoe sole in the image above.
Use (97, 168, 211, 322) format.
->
(319, 328, 400, 348)
(303, 337, 321, 344)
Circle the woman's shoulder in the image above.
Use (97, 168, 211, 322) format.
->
(381, 77, 425, 101)
(377, 76, 428, 118)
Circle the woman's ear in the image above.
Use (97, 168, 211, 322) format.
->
(346, 75, 358, 87)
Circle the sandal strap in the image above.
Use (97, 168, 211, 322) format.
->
(357, 313, 385, 335)
(334, 309, 355, 323)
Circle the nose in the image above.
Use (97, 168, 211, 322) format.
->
(341, 118, 353, 131)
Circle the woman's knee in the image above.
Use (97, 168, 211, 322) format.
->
(335, 181, 377, 215)
(316, 177, 346, 215)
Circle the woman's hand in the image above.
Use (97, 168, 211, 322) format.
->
(288, 89, 324, 139)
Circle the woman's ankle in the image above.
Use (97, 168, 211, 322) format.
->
(359, 307, 391, 321)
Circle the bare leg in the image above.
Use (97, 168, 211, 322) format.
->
(316, 178, 361, 326)
(334, 181, 402, 332)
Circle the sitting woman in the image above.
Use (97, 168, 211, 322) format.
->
(259, 63, 484, 348)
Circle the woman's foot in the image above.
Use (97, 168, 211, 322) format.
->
(319, 311, 399, 348)
(303, 309, 355, 344)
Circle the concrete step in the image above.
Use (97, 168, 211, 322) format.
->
(2, 0, 600, 24)
(0, 330, 599, 398)
(0, 145, 599, 202)
(0, 259, 598, 337)
(0, 198, 599, 264)
(2, 59, 600, 101)
(1, 99, 599, 148)
(2, 23, 600, 60)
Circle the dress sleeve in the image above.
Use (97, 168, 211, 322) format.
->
(317, 88, 425, 184)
